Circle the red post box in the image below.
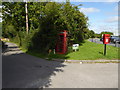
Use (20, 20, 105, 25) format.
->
(55, 30, 67, 54)
(103, 34, 110, 44)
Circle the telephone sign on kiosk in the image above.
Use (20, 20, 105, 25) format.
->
(103, 34, 110, 44)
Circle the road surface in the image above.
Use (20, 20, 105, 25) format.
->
(89, 38, 120, 47)
(2, 42, 118, 88)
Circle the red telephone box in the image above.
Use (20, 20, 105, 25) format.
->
(55, 30, 67, 54)
(103, 34, 110, 44)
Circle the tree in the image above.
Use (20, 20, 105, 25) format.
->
(0, 22, 1, 38)
(89, 30, 95, 38)
(2, 2, 27, 46)
(2, 2, 90, 53)
(95, 33, 101, 38)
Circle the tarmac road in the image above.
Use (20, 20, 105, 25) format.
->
(89, 38, 120, 47)
(49, 63, 118, 88)
(2, 42, 118, 88)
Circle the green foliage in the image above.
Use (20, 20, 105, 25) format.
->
(2, 24, 16, 38)
(95, 33, 101, 38)
(89, 30, 95, 38)
(2, 2, 92, 53)
(100, 31, 113, 38)
(2, 2, 26, 31)
(27, 41, 119, 60)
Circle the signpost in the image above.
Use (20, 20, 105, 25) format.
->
(103, 34, 110, 56)
(104, 44, 107, 56)
(72, 44, 79, 51)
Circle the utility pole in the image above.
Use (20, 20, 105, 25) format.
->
(25, 1, 28, 34)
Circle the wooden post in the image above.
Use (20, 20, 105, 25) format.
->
(25, 1, 28, 34)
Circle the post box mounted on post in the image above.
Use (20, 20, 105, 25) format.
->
(103, 34, 110, 56)
(103, 34, 110, 44)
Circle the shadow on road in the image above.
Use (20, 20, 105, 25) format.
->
(2, 42, 66, 88)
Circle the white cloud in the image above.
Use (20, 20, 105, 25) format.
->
(65, 0, 119, 2)
(105, 0, 119, 2)
(105, 16, 119, 23)
(106, 12, 118, 15)
(89, 24, 118, 35)
(80, 7, 100, 14)
(114, 5, 118, 11)
(1, 0, 120, 2)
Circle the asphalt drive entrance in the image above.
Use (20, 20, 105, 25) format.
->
(2, 42, 118, 88)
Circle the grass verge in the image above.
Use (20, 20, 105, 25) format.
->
(26, 40, 119, 60)
(4, 40, 119, 60)
(64, 40, 119, 60)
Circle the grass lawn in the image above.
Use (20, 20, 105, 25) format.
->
(27, 40, 119, 60)
(65, 41, 119, 60)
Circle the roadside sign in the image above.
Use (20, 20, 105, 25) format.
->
(72, 44, 79, 51)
